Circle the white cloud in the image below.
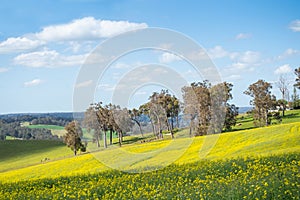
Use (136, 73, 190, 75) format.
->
(0, 37, 44, 53)
(14, 49, 87, 68)
(274, 64, 292, 74)
(289, 20, 300, 32)
(277, 48, 299, 59)
(208, 46, 228, 58)
(35, 17, 148, 42)
(238, 51, 260, 63)
(75, 80, 93, 88)
(0, 67, 9, 73)
(24, 79, 43, 87)
(235, 33, 251, 40)
(207, 46, 260, 64)
(0, 17, 147, 55)
(159, 52, 182, 63)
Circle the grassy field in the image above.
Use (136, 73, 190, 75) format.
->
(0, 140, 73, 172)
(232, 109, 300, 131)
(0, 110, 299, 199)
(28, 124, 67, 138)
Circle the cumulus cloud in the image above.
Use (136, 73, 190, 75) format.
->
(159, 52, 182, 63)
(277, 48, 299, 59)
(235, 33, 252, 40)
(35, 17, 148, 42)
(24, 79, 43, 87)
(274, 64, 292, 74)
(0, 67, 9, 73)
(0, 37, 44, 53)
(208, 46, 228, 58)
(14, 49, 87, 68)
(0, 17, 147, 54)
(289, 20, 300, 32)
(235, 51, 260, 63)
(207, 45, 260, 64)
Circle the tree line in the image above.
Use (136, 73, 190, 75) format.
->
(0, 121, 60, 141)
(44, 66, 300, 154)
(64, 81, 239, 154)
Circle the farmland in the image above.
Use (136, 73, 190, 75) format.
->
(0, 153, 299, 199)
(0, 118, 299, 199)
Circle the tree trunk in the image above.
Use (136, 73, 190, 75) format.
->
(133, 119, 143, 137)
(138, 125, 143, 137)
(96, 135, 100, 148)
(166, 117, 174, 139)
(150, 118, 156, 137)
(176, 115, 179, 128)
(109, 129, 113, 145)
(189, 119, 193, 137)
(118, 132, 122, 147)
(103, 131, 107, 148)
(74, 149, 77, 156)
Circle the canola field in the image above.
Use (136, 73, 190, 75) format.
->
(0, 122, 299, 199)
(0, 153, 299, 199)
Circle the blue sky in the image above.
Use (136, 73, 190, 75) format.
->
(0, 0, 299, 114)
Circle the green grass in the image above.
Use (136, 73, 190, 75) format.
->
(0, 140, 73, 172)
(232, 109, 300, 131)
(281, 109, 300, 124)
(28, 124, 65, 130)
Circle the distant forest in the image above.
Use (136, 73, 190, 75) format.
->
(0, 113, 77, 141)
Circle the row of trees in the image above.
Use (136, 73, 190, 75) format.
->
(64, 82, 239, 152)
(63, 66, 300, 154)
(30, 117, 71, 126)
(0, 114, 73, 124)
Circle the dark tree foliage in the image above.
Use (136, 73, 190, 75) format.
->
(0, 113, 73, 124)
(224, 104, 239, 131)
(30, 117, 70, 126)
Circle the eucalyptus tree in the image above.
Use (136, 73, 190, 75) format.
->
(83, 106, 102, 147)
(276, 75, 290, 116)
(139, 102, 157, 137)
(64, 121, 86, 156)
(182, 81, 211, 136)
(129, 108, 144, 136)
(244, 80, 276, 127)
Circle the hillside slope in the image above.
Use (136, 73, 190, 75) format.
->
(0, 122, 299, 183)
